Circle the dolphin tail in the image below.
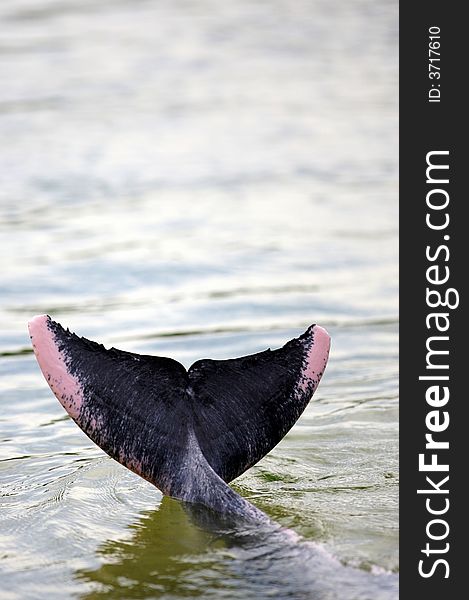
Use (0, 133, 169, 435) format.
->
(28, 315, 330, 517)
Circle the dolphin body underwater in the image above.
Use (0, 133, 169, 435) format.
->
(28, 315, 398, 598)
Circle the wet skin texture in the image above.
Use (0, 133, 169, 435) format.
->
(28, 315, 330, 519)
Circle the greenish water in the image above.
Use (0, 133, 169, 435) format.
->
(0, 0, 398, 598)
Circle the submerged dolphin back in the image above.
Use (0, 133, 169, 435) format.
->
(28, 315, 330, 516)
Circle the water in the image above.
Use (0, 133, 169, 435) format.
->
(0, 0, 398, 598)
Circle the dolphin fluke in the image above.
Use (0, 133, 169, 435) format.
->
(28, 315, 330, 517)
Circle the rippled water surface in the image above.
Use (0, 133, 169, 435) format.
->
(0, 1, 398, 598)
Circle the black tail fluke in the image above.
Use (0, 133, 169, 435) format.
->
(28, 315, 330, 516)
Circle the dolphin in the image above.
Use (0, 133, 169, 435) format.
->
(28, 316, 399, 597)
